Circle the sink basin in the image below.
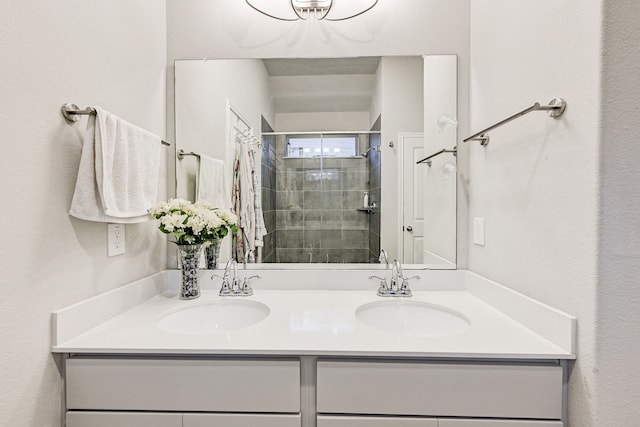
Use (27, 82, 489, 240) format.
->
(157, 300, 270, 335)
(355, 300, 470, 337)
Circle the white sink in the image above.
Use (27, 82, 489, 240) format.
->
(355, 300, 470, 337)
(156, 300, 270, 335)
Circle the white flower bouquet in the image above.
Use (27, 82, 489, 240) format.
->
(151, 198, 238, 246)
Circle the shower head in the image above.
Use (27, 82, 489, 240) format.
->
(360, 146, 380, 158)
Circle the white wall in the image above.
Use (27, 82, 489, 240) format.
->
(0, 1, 167, 425)
(468, 1, 616, 425)
(378, 57, 425, 258)
(597, 1, 640, 425)
(423, 55, 458, 267)
(275, 112, 370, 132)
(175, 59, 273, 202)
(166, 0, 471, 262)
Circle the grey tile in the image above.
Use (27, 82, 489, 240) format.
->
(303, 230, 323, 249)
(277, 248, 309, 263)
(303, 170, 323, 191)
(276, 190, 303, 210)
(343, 157, 367, 172)
(343, 230, 368, 249)
(322, 191, 343, 210)
(322, 211, 342, 228)
(304, 157, 322, 169)
(321, 169, 342, 191)
(277, 170, 303, 191)
(343, 211, 368, 229)
(321, 230, 344, 249)
(276, 209, 303, 230)
(322, 158, 342, 169)
(340, 249, 369, 263)
(303, 191, 323, 210)
(343, 190, 365, 210)
(304, 210, 323, 230)
(278, 230, 304, 248)
(344, 171, 368, 191)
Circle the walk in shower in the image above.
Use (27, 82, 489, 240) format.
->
(260, 130, 381, 263)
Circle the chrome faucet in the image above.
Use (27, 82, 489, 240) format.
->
(218, 259, 239, 296)
(240, 249, 260, 296)
(369, 258, 419, 297)
(214, 257, 259, 296)
(390, 259, 403, 291)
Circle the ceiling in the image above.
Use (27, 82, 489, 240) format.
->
(263, 57, 381, 113)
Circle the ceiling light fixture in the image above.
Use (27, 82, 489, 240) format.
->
(245, 0, 378, 21)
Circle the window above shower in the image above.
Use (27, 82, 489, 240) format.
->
(284, 134, 358, 158)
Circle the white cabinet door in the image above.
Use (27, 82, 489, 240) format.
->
(318, 416, 437, 427)
(438, 420, 563, 427)
(183, 413, 301, 427)
(66, 411, 181, 427)
(317, 360, 563, 419)
(66, 357, 300, 412)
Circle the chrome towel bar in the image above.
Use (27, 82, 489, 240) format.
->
(463, 98, 566, 146)
(417, 147, 457, 166)
(177, 149, 200, 160)
(61, 103, 171, 146)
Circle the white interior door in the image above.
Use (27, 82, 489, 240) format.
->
(401, 134, 425, 263)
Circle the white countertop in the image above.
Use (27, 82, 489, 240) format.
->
(51, 270, 575, 360)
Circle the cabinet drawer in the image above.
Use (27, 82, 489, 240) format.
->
(66, 411, 181, 427)
(318, 415, 437, 427)
(66, 357, 300, 412)
(439, 421, 563, 427)
(317, 360, 562, 419)
(183, 413, 301, 427)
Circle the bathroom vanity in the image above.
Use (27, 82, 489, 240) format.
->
(52, 269, 574, 427)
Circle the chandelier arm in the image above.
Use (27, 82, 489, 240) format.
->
(291, 0, 309, 20)
(325, 0, 378, 21)
(245, 0, 300, 21)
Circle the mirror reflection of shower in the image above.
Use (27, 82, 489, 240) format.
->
(259, 128, 382, 263)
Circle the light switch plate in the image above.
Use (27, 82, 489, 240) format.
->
(107, 223, 125, 257)
(473, 217, 485, 246)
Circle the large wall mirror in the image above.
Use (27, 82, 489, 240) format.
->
(174, 55, 457, 269)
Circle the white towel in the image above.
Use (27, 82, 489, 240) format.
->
(69, 107, 162, 223)
(196, 155, 231, 209)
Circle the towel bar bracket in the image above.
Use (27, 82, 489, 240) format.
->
(546, 97, 567, 118)
(61, 103, 93, 123)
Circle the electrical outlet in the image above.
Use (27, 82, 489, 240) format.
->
(473, 217, 485, 246)
(107, 223, 125, 257)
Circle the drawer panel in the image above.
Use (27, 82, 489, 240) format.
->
(439, 421, 564, 427)
(66, 411, 181, 427)
(317, 360, 562, 419)
(66, 357, 300, 412)
(318, 415, 437, 427)
(184, 413, 301, 427)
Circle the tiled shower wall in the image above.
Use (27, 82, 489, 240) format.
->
(274, 134, 372, 263)
(260, 118, 277, 263)
(368, 116, 382, 262)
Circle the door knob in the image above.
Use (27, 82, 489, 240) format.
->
(406, 226, 413, 232)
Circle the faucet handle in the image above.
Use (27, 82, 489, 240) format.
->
(369, 275, 390, 296)
(399, 275, 420, 296)
(241, 275, 261, 296)
(219, 279, 232, 295)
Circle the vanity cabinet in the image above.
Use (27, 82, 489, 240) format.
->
(64, 356, 566, 427)
(317, 417, 563, 427)
(64, 357, 301, 427)
(316, 359, 564, 424)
